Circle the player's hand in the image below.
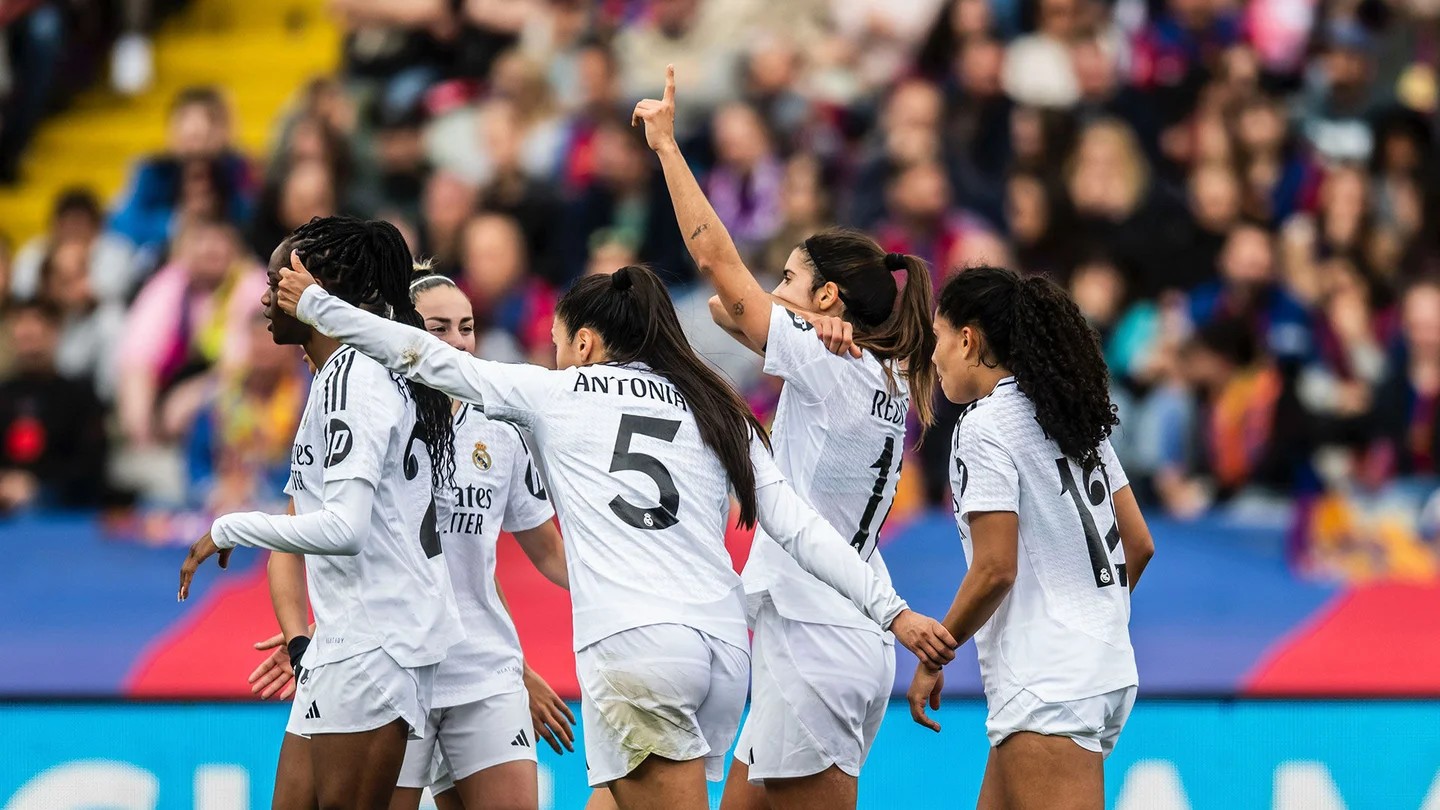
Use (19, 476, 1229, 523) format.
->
(907, 663, 945, 732)
(889, 609, 957, 670)
(631, 64, 678, 153)
(178, 532, 231, 601)
(805, 313, 860, 358)
(276, 251, 319, 317)
(524, 665, 576, 754)
(248, 633, 297, 700)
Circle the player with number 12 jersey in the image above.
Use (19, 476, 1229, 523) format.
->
(909, 266, 1155, 809)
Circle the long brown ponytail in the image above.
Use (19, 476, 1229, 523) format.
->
(801, 227, 937, 427)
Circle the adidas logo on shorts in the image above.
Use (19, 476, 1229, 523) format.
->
(510, 729, 531, 748)
(305, 701, 321, 720)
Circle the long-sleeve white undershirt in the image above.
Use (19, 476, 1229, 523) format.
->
(211, 478, 374, 556)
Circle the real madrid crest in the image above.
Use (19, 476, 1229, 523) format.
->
(472, 441, 493, 471)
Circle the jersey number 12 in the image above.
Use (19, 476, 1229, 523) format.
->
(1055, 457, 1124, 588)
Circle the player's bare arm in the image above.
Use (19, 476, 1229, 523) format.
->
(513, 521, 569, 590)
(1113, 486, 1155, 591)
(908, 511, 1018, 731)
(635, 65, 773, 348)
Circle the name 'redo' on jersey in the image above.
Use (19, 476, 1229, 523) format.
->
(743, 304, 905, 633)
(949, 378, 1137, 708)
(285, 347, 463, 669)
(431, 403, 554, 708)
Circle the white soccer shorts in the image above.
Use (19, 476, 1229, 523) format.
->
(734, 597, 894, 781)
(986, 685, 1137, 758)
(577, 622, 749, 787)
(284, 648, 436, 740)
(397, 688, 537, 791)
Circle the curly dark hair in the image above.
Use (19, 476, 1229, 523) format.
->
(290, 216, 457, 489)
(937, 265, 1118, 466)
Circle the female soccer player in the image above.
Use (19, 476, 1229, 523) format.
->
(277, 259, 956, 810)
(247, 272, 577, 810)
(177, 216, 464, 810)
(907, 266, 1156, 810)
(634, 66, 938, 810)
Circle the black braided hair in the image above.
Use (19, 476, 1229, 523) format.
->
(290, 216, 457, 488)
(937, 265, 1118, 467)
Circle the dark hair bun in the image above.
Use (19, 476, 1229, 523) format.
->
(611, 267, 634, 291)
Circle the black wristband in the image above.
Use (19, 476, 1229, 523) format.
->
(287, 635, 311, 670)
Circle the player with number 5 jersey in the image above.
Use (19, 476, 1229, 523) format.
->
(908, 266, 1156, 810)
(276, 256, 957, 810)
(635, 64, 940, 810)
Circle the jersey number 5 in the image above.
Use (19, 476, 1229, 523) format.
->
(1055, 457, 1124, 588)
(609, 414, 681, 530)
(404, 425, 444, 559)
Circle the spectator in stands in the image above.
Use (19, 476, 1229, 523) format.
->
(1298, 22, 1380, 165)
(760, 154, 829, 275)
(519, 0, 600, 110)
(185, 312, 305, 514)
(875, 159, 991, 284)
(1367, 278, 1440, 480)
(0, 300, 109, 511)
(115, 218, 264, 449)
(330, 0, 450, 116)
(419, 171, 478, 272)
(428, 52, 566, 186)
(474, 103, 565, 285)
(615, 0, 748, 131)
(36, 241, 125, 399)
(740, 35, 812, 149)
(1191, 222, 1313, 365)
(1186, 163, 1242, 289)
(558, 118, 687, 283)
(1151, 318, 1291, 516)
(553, 40, 623, 192)
(248, 159, 341, 260)
(455, 212, 555, 364)
(11, 188, 136, 304)
(1065, 117, 1198, 297)
(0, 2, 65, 184)
(584, 230, 639, 277)
(850, 78, 947, 229)
(1231, 93, 1322, 227)
(357, 99, 430, 225)
(109, 87, 253, 263)
(1006, 169, 1074, 277)
(705, 102, 783, 265)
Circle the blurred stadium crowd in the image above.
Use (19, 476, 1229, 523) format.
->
(0, 0, 1437, 566)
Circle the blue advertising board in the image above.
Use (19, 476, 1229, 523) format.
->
(2, 700, 1438, 809)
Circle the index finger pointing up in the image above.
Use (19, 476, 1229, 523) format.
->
(663, 64, 675, 103)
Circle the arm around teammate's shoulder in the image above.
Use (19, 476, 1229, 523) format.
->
(283, 271, 554, 426)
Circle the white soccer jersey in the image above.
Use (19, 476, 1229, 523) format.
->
(433, 403, 555, 708)
(283, 347, 464, 668)
(950, 377, 1138, 708)
(297, 287, 910, 655)
(744, 304, 905, 631)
